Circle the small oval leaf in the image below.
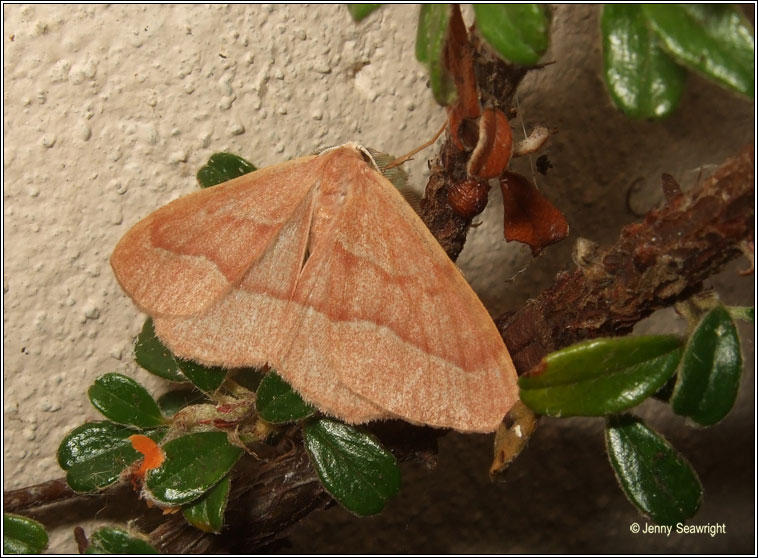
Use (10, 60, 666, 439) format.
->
(176, 358, 228, 394)
(88, 373, 166, 428)
(145, 431, 243, 506)
(196, 153, 256, 188)
(182, 475, 231, 533)
(416, 4, 457, 106)
(84, 527, 159, 554)
(605, 414, 702, 525)
(671, 305, 743, 425)
(473, 4, 549, 66)
(256, 370, 316, 423)
(3, 514, 49, 554)
(347, 4, 381, 22)
(303, 418, 401, 516)
(136, 319, 227, 392)
(642, 4, 754, 97)
(601, 4, 686, 118)
(519, 336, 683, 417)
(57, 422, 166, 493)
(135, 318, 186, 383)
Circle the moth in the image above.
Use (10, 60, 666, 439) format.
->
(111, 143, 518, 433)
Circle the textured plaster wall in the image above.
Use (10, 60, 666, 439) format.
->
(3, 4, 754, 554)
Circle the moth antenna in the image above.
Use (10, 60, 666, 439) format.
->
(385, 120, 447, 170)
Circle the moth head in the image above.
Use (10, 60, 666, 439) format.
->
(317, 143, 413, 204)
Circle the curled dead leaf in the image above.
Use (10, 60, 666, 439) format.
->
(500, 171, 569, 255)
(468, 108, 514, 179)
(445, 4, 481, 150)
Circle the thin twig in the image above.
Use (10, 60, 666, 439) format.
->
(4, 478, 77, 513)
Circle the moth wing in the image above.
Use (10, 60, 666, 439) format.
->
(111, 155, 319, 317)
(279, 147, 518, 432)
(149, 175, 390, 423)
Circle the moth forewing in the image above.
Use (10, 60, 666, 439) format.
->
(111, 144, 518, 432)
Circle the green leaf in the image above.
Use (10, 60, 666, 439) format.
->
(135, 318, 186, 383)
(519, 335, 683, 417)
(416, 4, 457, 106)
(347, 4, 381, 22)
(135, 319, 227, 392)
(256, 370, 316, 423)
(88, 373, 166, 428)
(601, 4, 686, 119)
(196, 153, 256, 188)
(671, 305, 743, 425)
(605, 414, 702, 525)
(303, 418, 401, 516)
(58, 422, 166, 493)
(642, 4, 754, 97)
(157, 389, 210, 418)
(3, 514, 48, 554)
(146, 431, 243, 506)
(182, 475, 231, 533)
(473, 4, 549, 66)
(727, 305, 754, 324)
(84, 527, 158, 554)
(176, 358, 228, 394)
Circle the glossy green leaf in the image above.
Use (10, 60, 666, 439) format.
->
(473, 4, 549, 66)
(3, 514, 48, 554)
(157, 389, 210, 418)
(601, 4, 686, 118)
(727, 305, 754, 324)
(643, 4, 754, 97)
(135, 319, 227, 391)
(416, 4, 456, 106)
(182, 475, 231, 533)
(606, 414, 702, 525)
(519, 335, 683, 417)
(196, 153, 256, 188)
(303, 418, 401, 516)
(135, 318, 186, 383)
(57, 422, 165, 493)
(88, 373, 166, 428)
(347, 4, 381, 22)
(146, 431, 243, 505)
(256, 370, 316, 423)
(84, 527, 158, 554)
(671, 306, 743, 425)
(176, 358, 228, 394)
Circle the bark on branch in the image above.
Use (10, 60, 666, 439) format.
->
(497, 144, 754, 373)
